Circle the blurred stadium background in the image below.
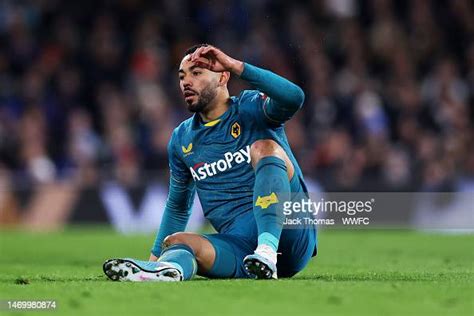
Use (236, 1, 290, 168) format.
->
(0, 0, 473, 232)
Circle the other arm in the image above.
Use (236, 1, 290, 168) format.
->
(239, 63, 305, 123)
(149, 133, 195, 260)
(149, 176, 195, 260)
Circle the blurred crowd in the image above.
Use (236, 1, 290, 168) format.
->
(0, 0, 473, 191)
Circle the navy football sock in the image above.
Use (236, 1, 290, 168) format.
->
(253, 156, 290, 252)
(158, 244, 197, 280)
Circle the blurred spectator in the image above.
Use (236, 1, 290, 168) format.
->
(0, 0, 472, 192)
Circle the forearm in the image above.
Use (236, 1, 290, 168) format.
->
(151, 177, 195, 257)
(240, 63, 305, 121)
(151, 206, 190, 257)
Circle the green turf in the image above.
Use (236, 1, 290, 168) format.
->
(0, 228, 472, 316)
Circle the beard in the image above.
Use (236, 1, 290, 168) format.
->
(186, 83, 218, 113)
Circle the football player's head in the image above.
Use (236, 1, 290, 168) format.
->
(179, 44, 229, 113)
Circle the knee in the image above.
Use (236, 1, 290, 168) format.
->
(250, 140, 283, 166)
(162, 233, 215, 270)
(250, 139, 294, 178)
(163, 232, 191, 248)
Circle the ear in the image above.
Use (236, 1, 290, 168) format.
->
(218, 71, 230, 86)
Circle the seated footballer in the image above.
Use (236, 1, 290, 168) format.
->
(103, 44, 317, 281)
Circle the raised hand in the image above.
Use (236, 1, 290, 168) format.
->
(189, 45, 244, 75)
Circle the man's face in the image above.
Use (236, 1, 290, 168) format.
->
(179, 55, 220, 113)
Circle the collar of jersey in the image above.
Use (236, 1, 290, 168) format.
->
(193, 97, 237, 129)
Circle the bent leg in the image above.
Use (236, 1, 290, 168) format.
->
(161, 232, 216, 278)
(162, 232, 255, 279)
(250, 139, 294, 252)
(104, 232, 219, 282)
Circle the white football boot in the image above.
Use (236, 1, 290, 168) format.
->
(103, 258, 183, 282)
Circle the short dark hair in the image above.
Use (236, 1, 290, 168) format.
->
(184, 43, 209, 57)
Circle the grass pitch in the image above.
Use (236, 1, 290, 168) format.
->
(0, 228, 472, 316)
